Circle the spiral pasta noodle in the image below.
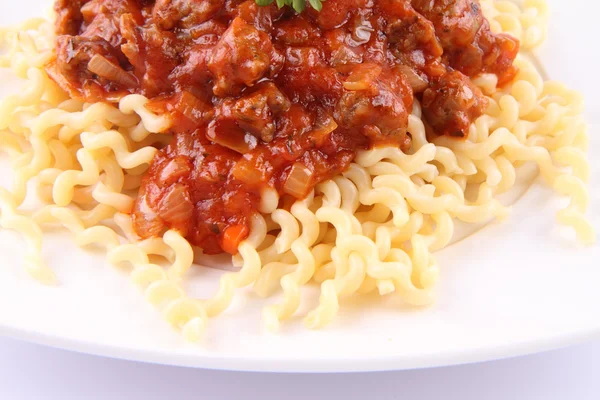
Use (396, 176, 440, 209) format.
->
(0, 1, 594, 340)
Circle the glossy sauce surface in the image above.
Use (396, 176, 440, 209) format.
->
(49, 0, 519, 254)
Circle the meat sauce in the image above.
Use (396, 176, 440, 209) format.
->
(48, 0, 519, 254)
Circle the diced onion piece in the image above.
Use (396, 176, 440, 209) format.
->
(351, 17, 374, 45)
(283, 163, 313, 199)
(221, 224, 249, 255)
(88, 54, 138, 88)
(311, 113, 338, 146)
(232, 157, 264, 185)
(210, 133, 255, 154)
(343, 64, 382, 92)
(207, 119, 255, 154)
(81, 1, 101, 20)
(396, 65, 428, 93)
(352, 25, 373, 44)
(343, 81, 370, 91)
(132, 193, 165, 238)
(158, 156, 192, 186)
(175, 91, 207, 123)
(157, 183, 194, 224)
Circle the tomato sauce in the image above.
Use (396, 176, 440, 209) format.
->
(48, 0, 519, 254)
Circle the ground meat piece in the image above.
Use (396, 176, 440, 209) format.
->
(230, 93, 277, 142)
(169, 44, 214, 94)
(421, 71, 488, 137)
(152, 0, 223, 30)
(120, 14, 180, 97)
(155, 21, 227, 96)
(51, 35, 129, 101)
(412, 0, 519, 82)
(381, 0, 443, 59)
(277, 47, 343, 106)
(54, 0, 86, 36)
(412, 0, 485, 48)
(209, 82, 292, 150)
(207, 17, 274, 97)
(80, 0, 144, 24)
(80, 0, 144, 47)
(53, 3, 78, 37)
(465, 25, 519, 85)
(335, 64, 413, 149)
(82, 13, 123, 48)
(234, 82, 291, 142)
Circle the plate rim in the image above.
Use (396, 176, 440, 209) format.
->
(2, 319, 599, 372)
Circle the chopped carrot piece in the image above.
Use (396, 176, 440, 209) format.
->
(221, 224, 249, 255)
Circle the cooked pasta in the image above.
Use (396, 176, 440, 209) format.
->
(0, 0, 594, 342)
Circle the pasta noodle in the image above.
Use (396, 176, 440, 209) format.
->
(0, 0, 595, 341)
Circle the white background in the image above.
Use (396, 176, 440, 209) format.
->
(1, 0, 599, 398)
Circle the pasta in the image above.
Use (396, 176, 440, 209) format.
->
(0, 0, 595, 342)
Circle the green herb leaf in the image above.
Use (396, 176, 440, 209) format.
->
(308, 0, 323, 11)
(292, 0, 306, 13)
(255, 0, 324, 13)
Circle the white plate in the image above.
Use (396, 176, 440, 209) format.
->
(0, 0, 599, 372)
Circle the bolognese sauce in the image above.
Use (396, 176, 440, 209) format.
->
(47, 0, 519, 255)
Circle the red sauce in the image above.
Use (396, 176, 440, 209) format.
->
(48, 0, 519, 254)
